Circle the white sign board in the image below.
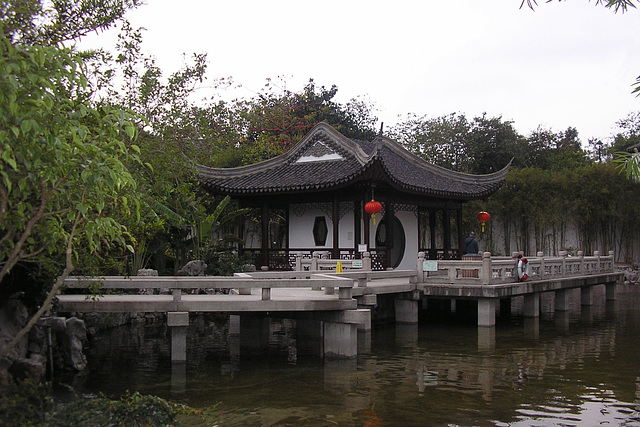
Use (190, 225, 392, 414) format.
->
(352, 260, 363, 269)
(358, 244, 367, 252)
(423, 260, 438, 272)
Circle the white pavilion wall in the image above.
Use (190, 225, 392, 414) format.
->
(396, 209, 418, 270)
(368, 208, 418, 271)
(288, 203, 355, 251)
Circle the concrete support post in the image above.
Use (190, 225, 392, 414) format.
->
(417, 252, 426, 283)
(295, 252, 303, 271)
(395, 299, 419, 324)
(297, 319, 323, 358)
(311, 252, 321, 289)
(481, 252, 492, 285)
(229, 314, 241, 336)
(594, 250, 601, 273)
(536, 252, 544, 278)
(560, 251, 568, 277)
(353, 308, 372, 331)
(362, 251, 371, 271)
(240, 315, 270, 354)
(606, 283, 617, 301)
(555, 289, 570, 311)
(167, 312, 189, 362)
(524, 293, 540, 317)
(609, 251, 615, 272)
(323, 322, 357, 359)
(235, 272, 252, 295)
(478, 298, 496, 327)
(499, 298, 511, 318)
(577, 251, 584, 275)
(581, 286, 593, 306)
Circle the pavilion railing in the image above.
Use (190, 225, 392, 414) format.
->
(418, 250, 617, 285)
(240, 248, 387, 271)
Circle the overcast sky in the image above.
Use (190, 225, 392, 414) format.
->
(80, 0, 640, 143)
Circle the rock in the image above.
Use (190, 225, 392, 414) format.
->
(10, 355, 46, 383)
(137, 269, 158, 276)
(0, 294, 29, 361)
(177, 260, 207, 276)
(0, 357, 12, 386)
(64, 317, 87, 371)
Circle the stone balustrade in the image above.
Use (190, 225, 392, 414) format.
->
(417, 250, 616, 285)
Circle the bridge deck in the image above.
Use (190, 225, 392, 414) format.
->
(56, 271, 623, 314)
(418, 272, 622, 299)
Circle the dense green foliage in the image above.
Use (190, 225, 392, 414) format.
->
(0, 380, 177, 426)
(470, 164, 640, 257)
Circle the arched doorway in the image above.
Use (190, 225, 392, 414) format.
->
(375, 215, 406, 269)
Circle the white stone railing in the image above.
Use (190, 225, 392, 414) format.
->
(417, 250, 616, 285)
(294, 251, 373, 271)
(63, 273, 355, 301)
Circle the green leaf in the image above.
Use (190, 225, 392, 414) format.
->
(20, 120, 32, 134)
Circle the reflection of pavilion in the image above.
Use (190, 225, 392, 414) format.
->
(198, 122, 509, 271)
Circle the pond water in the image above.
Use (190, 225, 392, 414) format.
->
(60, 284, 640, 426)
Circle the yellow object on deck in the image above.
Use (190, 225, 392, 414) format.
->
(336, 261, 343, 273)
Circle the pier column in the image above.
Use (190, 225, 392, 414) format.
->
(581, 286, 593, 306)
(524, 293, 540, 317)
(478, 298, 496, 327)
(606, 283, 617, 301)
(395, 299, 419, 324)
(297, 319, 324, 358)
(324, 322, 357, 359)
(499, 298, 511, 318)
(167, 312, 189, 362)
(240, 315, 270, 355)
(555, 289, 570, 311)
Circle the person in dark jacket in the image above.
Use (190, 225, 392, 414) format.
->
(463, 232, 479, 255)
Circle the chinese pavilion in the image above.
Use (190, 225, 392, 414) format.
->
(197, 122, 509, 270)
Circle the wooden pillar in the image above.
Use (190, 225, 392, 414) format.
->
(443, 209, 451, 260)
(363, 193, 370, 250)
(332, 195, 340, 259)
(354, 200, 361, 253)
(429, 208, 436, 260)
(261, 202, 269, 269)
(386, 201, 395, 268)
(285, 203, 290, 260)
(456, 208, 463, 259)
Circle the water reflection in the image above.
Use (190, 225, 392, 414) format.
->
(63, 284, 640, 426)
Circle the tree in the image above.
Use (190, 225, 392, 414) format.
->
(467, 114, 524, 174)
(1, 0, 140, 45)
(229, 79, 378, 164)
(0, 27, 140, 356)
(521, 0, 637, 13)
(387, 113, 472, 172)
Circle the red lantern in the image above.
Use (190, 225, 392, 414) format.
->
(477, 211, 490, 232)
(364, 199, 382, 225)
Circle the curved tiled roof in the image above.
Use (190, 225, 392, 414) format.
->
(197, 122, 510, 200)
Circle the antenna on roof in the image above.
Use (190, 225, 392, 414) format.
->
(379, 122, 384, 136)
